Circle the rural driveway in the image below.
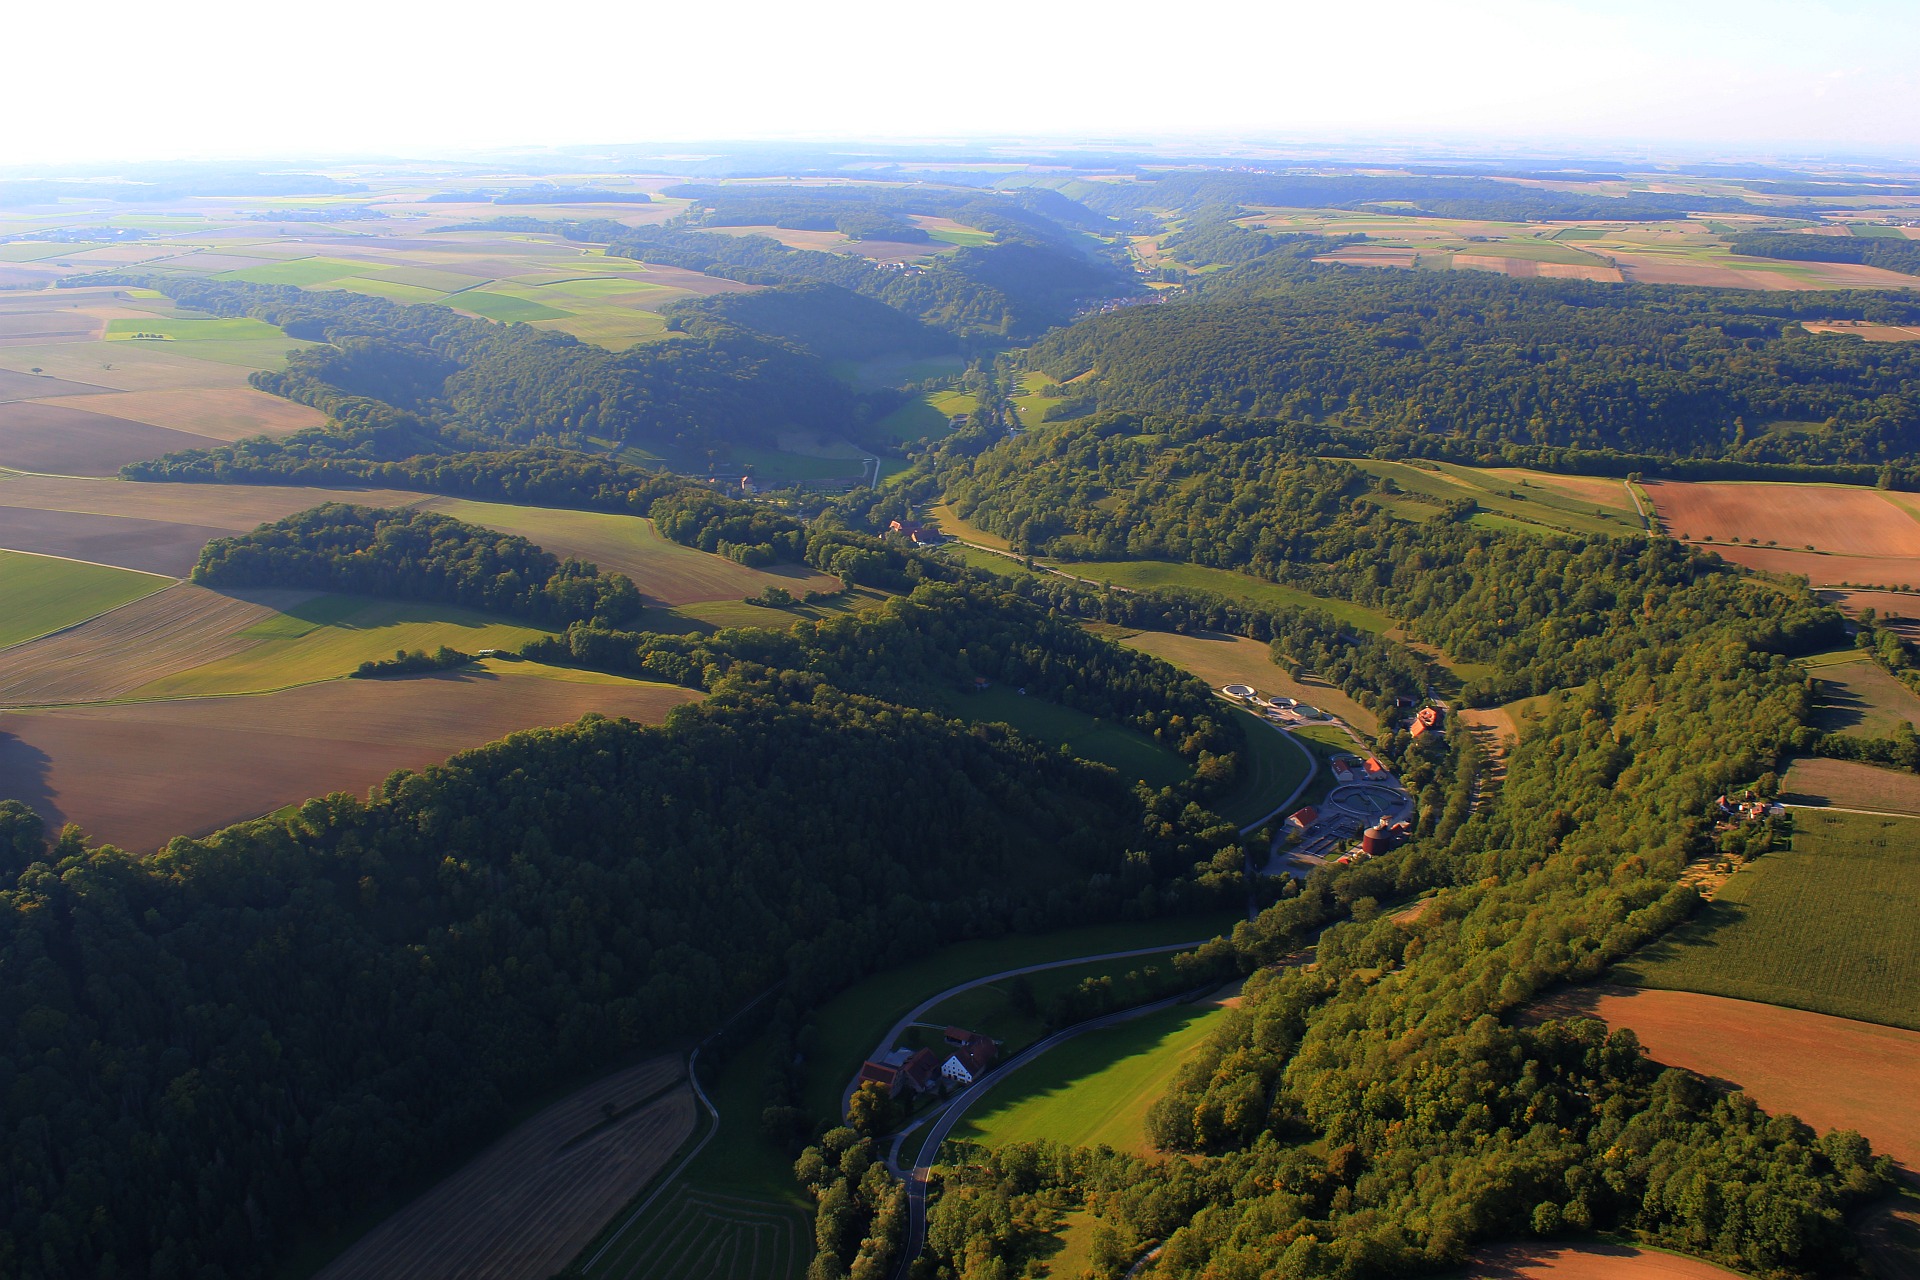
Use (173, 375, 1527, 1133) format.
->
(839, 942, 1216, 1121)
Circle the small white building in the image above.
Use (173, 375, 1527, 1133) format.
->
(941, 1055, 976, 1086)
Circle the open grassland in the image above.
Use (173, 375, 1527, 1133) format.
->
(317, 1057, 695, 1280)
(1807, 653, 1920, 737)
(928, 499, 1013, 551)
(0, 550, 169, 649)
(1783, 756, 1920, 815)
(0, 666, 698, 851)
(1612, 810, 1920, 1029)
(932, 685, 1190, 790)
(801, 912, 1240, 1120)
(1106, 626, 1380, 734)
(1349, 459, 1644, 539)
(1530, 985, 1920, 1175)
(103, 316, 288, 342)
(1466, 1241, 1748, 1280)
(418, 498, 842, 605)
(1062, 559, 1397, 634)
(130, 594, 553, 698)
(916, 948, 1203, 1063)
(1213, 709, 1316, 827)
(949, 995, 1234, 1154)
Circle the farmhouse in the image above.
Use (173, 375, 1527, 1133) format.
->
(1287, 805, 1319, 829)
(1410, 706, 1444, 738)
(940, 1027, 999, 1086)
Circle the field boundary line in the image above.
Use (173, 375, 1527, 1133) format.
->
(1784, 802, 1920, 820)
(0, 563, 177, 654)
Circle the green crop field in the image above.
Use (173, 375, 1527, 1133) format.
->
(443, 290, 573, 322)
(217, 257, 370, 287)
(0, 550, 170, 649)
(104, 317, 288, 342)
(947, 997, 1232, 1154)
(130, 594, 551, 698)
(1612, 809, 1920, 1029)
(1062, 559, 1397, 634)
(934, 686, 1190, 790)
(801, 912, 1240, 1120)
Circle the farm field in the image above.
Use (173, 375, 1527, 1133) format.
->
(1466, 1241, 1747, 1280)
(800, 912, 1240, 1120)
(1646, 479, 1920, 589)
(1531, 985, 1920, 1174)
(317, 1056, 695, 1280)
(1347, 459, 1644, 539)
(1806, 652, 1920, 737)
(947, 992, 1235, 1155)
(1781, 756, 1920, 815)
(1612, 809, 1920, 1028)
(0, 549, 169, 648)
(416, 498, 843, 605)
(1106, 626, 1380, 734)
(931, 685, 1190, 790)
(0, 663, 698, 851)
(1059, 559, 1398, 634)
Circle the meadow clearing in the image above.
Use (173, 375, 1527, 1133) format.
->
(316, 1056, 695, 1280)
(0, 663, 697, 851)
(1804, 651, 1920, 737)
(1530, 985, 1920, 1174)
(0, 548, 168, 648)
(1106, 626, 1380, 734)
(1782, 755, 1920, 815)
(1611, 809, 1920, 1030)
(1348, 459, 1646, 539)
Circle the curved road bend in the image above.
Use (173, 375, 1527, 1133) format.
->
(886, 990, 1202, 1280)
(580, 1047, 719, 1274)
(840, 943, 1218, 1121)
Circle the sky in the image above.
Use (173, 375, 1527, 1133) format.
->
(4, 0, 1917, 168)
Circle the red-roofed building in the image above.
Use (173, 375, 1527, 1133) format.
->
(856, 1060, 905, 1098)
(902, 1048, 941, 1093)
(1287, 806, 1319, 829)
(1410, 706, 1443, 738)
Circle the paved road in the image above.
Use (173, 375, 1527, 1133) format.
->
(839, 942, 1216, 1121)
(885, 989, 1203, 1280)
(1228, 706, 1319, 836)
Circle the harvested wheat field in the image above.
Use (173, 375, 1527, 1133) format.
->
(29, 386, 324, 440)
(1803, 321, 1920, 343)
(1469, 1241, 1744, 1280)
(0, 583, 315, 706)
(1782, 756, 1920, 815)
(0, 668, 699, 850)
(1646, 481, 1920, 557)
(0, 505, 233, 575)
(0, 401, 224, 475)
(0, 368, 114, 403)
(0, 473, 428, 528)
(1532, 985, 1920, 1172)
(318, 1056, 696, 1280)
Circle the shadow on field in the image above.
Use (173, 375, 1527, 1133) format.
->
(0, 729, 60, 832)
(1813, 676, 1872, 734)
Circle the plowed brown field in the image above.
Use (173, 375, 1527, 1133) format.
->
(30, 386, 324, 440)
(1532, 985, 1920, 1173)
(1469, 1242, 1744, 1280)
(1783, 756, 1920, 815)
(317, 1057, 695, 1280)
(0, 506, 233, 574)
(1646, 481, 1920, 557)
(0, 401, 224, 475)
(0, 670, 699, 850)
(0, 583, 313, 706)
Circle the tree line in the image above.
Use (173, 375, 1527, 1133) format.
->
(1730, 231, 1920, 277)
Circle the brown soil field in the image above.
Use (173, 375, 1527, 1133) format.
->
(1536, 262, 1625, 282)
(1455, 254, 1541, 278)
(1314, 248, 1419, 269)
(28, 386, 323, 440)
(1702, 543, 1920, 589)
(0, 669, 700, 850)
(0, 583, 312, 706)
(1804, 321, 1920, 343)
(0, 310, 101, 342)
(1825, 590, 1920, 633)
(1810, 656, 1920, 738)
(1783, 756, 1920, 816)
(0, 474, 431, 536)
(1469, 1241, 1745, 1280)
(1532, 985, 1920, 1174)
(0, 340, 259, 391)
(318, 1057, 695, 1280)
(0, 401, 224, 475)
(0, 368, 112, 402)
(1457, 705, 1519, 748)
(0, 506, 233, 574)
(1647, 479, 1920, 559)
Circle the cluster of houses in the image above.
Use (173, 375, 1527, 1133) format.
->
(1330, 754, 1389, 784)
(888, 518, 945, 547)
(855, 1026, 1000, 1101)
(1717, 793, 1787, 823)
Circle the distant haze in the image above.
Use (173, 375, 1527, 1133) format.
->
(5, 0, 1918, 166)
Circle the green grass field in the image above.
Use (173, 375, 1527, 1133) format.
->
(0, 550, 170, 648)
(934, 685, 1190, 789)
(1347, 459, 1643, 539)
(444, 291, 573, 322)
(873, 389, 975, 442)
(217, 257, 371, 287)
(947, 997, 1232, 1154)
(132, 594, 551, 698)
(1213, 707, 1314, 828)
(1612, 809, 1920, 1030)
(103, 317, 287, 342)
(913, 948, 1200, 1062)
(587, 1184, 806, 1280)
(801, 912, 1240, 1120)
(1807, 654, 1920, 738)
(1062, 560, 1396, 634)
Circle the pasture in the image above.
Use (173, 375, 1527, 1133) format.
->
(1348, 459, 1644, 539)
(1806, 652, 1920, 737)
(316, 1056, 696, 1280)
(1062, 559, 1397, 634)
(1611, 809, 1920, 1029)
(933, 685, 1190, 790)
(800, 912, 1240, 1120)
(0, 665, 698, 850)
(947, 994, 1233, 1155)
(916, 947, 1202, 1063)
(1107, 626, 1381, 734)
(1782, 756, 1920, 815)
(1531, 985, 1920, 1174)
(0, 549, 169, 648)
(587, 1186, 805, 1280)
(417, 497, 844, 605)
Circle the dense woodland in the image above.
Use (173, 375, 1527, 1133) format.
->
(1026, 245, 1920, 466)
(1730, 231, 1920, 277)
(193, 504, 642, 627)
(665, 281, 954, 361)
